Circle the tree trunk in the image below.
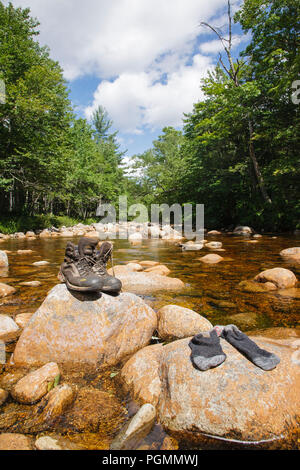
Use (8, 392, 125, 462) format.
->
(248, 120, 272, 204)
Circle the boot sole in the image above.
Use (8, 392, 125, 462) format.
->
(58, 270, 101, 293)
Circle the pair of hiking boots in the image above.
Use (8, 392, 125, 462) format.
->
(58, 237, 122, 294)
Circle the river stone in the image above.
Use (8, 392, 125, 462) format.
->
(280, 247, 300, 263)
(139, 261, 160, 267)
(205, 241, 222, 249)
(121, 344, 163, 406)
(233, 226, 253, 235)
(0, 283, 16, 298)
(157, 305, 212, 341)
(0, 251, 8, 267)
(238, 280, 277, 293)
(129, 232, 143, 244)
(254, 268, 297, 289)
(144, 265, 171, 276)
(0, 388, 8, 406)
(107, 267, 184, 295)
(0, 315, 20, 342)
(198, 254, 224, 264)
(19, 281, 42, 287)
(35, 436, 62, 450)
(13, 283, 157, 370)
(0, 433, 32, 450)
(33, 261, 50, 266)
(121, 337, 300, 446)
(11, 362, 60, 404)
(110, 403, 156, 450)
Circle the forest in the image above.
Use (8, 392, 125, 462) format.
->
(0, 0, 299, 233)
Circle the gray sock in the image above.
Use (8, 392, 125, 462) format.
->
(189, 329, 226, 371)
(221, 324, 280, 371)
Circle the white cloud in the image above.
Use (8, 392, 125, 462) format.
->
(6, 0, 247, 134)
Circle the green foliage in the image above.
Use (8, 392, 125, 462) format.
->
(0, 1, 126, 222)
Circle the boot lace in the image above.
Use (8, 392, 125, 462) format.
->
(76, 255, 95, 277)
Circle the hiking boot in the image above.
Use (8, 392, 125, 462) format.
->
(58, 238, 103, 292)
(92, 241, 122, 294)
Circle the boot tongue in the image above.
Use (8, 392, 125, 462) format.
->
(78, 237, 99, 257)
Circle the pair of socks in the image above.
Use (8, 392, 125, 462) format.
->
(189, 324, 280, 372)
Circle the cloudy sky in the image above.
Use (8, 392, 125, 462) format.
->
(6, 0, 249, 156)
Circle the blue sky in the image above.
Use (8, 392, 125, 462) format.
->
(7, 0, 250, 158)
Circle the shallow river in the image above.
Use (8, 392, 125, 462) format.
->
(0, 233, 299, 449)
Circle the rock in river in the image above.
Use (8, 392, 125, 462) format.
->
(0, 315, 20, 342)
(11, 362, 60, 404)
(254, 267, 297, 290)
(121, 336, 300, 446)
(0, 250, 8, 267)
(12, 283, 157, 370)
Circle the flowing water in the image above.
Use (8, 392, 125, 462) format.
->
(0, 233, 299, 449)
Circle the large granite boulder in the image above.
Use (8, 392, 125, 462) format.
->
(13, 284, 157, 370)
(121, 336, 300, 446)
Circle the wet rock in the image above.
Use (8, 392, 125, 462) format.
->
(198, 254, 224, 264)
(254, 268, 297, 290)
(15, 313, 33, 329)
(0, 283, 16, 298)
(157, 305, 212, 341)
(30, 384, 75, 430)
(35, 436, 62, 450)
(13, 284, 157, 370)
(108, 266, 185, 295)
(160, 435, 179, 450)
(276, 288, 300, 299)
(19, 281, 42, 287)
(25, 231, 36, 238)
(0, 388, 8, 406)
(181, 243, 204, 251)
(253, 234, 262, 238)
(0, 315, 20, 342)
(280, 247, 300, 263)
(233, 226, 253, 235)
(14, 232, 26, 239)
(122, 337, 300, 446)
(110, 403, 156, 450)
(207, 230, 221, 235)
(39, 230, 52, 239)
(238, 280, 277, 293)
(227, 312, 258, 330)
(0, 251, 8, 267)
(0, 370, 27, 392)
(144, 265, 171, 276)
(121, 344, 163, 406)
(63, 387, 124, 432)
(12, 362, 60, 404)
(17, 250, 33, 255)
(0, 433, 32, 450)
(33, 261, 50, 266)
(205, 241, 222, 249)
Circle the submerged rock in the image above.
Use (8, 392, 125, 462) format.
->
(11, 362, 60, 404)
(0, 283, 16, 298)
(254, 267, 297, 290)
(110, 403, 156, 450)
(13, 284, 157, 370)
(121, 336, 300, 446)
(157, 305, 212, 341)
(238, 280, 277, 293)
